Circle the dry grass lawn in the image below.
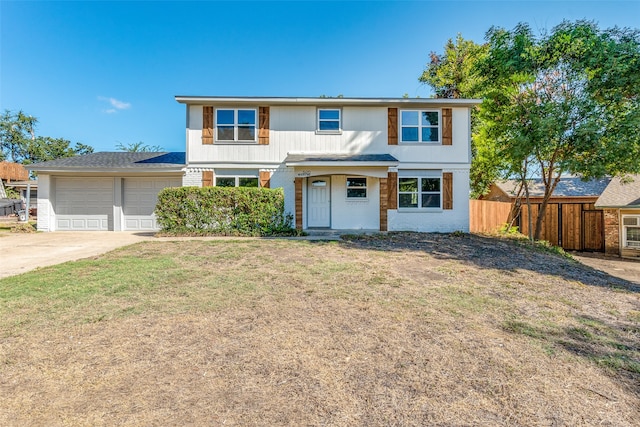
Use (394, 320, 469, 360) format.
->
(0, 233, 638, 426)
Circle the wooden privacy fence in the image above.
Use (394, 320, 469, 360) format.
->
(469, 199, 513, 233)
(519, 202, 604, 251)
(0, 162, 29, 182)
(471, 198, 605, 252)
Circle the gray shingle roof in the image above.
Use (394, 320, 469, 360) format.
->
(27, 152, 186, 171)
(496, 176, 611, 198)
(595, 175, 640, 207)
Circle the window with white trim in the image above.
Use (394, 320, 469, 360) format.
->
(216, 109, 257, 142)
(398, 176, 441, 208)
(622, 215, 640, 248)
(317, 109, 341, 132)
(346, 177, 367, 198)
(400, 110, 440, 143)
(215, 176, 259, 187)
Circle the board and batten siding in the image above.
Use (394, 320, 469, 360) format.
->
(186, 105, 471, 167)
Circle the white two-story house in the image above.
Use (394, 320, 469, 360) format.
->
(29, 96, 479, 232)
(177, 96, 478, 232)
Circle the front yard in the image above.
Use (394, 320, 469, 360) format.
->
(0, 233, 638, 426)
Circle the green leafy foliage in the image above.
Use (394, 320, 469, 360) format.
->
(155, 186, 296, 236)
(116, 141, 164, 152)
(421, 21, 640, 239)
(0, 109, 93, 164)
(477, 20, 640, 239)
(0, 110, 37, 162)
(419, 35, 500, 198)
(22, 136, 93, 165)
(419, 33, 488, 99)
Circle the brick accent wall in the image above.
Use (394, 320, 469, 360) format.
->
(603, 208, 620, 256)
(379, 178, 388, 231)
(295, 178, 303, 230)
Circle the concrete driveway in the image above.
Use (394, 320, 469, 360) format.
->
(0, 232, 155, 278)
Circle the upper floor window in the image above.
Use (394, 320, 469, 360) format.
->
(216, 109, 256, 142)
(346, 177, 367, 198)
(400, 110, 439, 143)
(623, 216, 640, 248)
(318, 109, 341, 132)
(398, 176, 441, 208)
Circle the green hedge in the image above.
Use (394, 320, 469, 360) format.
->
(155, 186, 296, 236)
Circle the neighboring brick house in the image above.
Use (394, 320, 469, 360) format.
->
(28, 96, 479, 232)
(595, 175, 640, 259)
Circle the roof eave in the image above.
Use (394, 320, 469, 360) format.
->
(285, 161, 399, 168)
(26, 166, 186, 173)
(594, 204, 640, 209)
(175, 96, 482, 108)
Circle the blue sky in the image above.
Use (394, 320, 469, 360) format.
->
(1, 1, 639, 153)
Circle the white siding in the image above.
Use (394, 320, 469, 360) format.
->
(36, 174, 52, 232)
(388, 169, 470, 232)
(187, 105, 471, 167)
(183, 101, 473, 232)
(330, 175, 379, 230)
(269, 166, 296, 220)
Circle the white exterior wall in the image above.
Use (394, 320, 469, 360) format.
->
(269, 166, 296, 221)
(386, 108, 471, 165)
(388, 168, 470, 232)
(186, 105, 471, 166)
(36, 174, 53, 232)
(183, 101, 474, 233)
(330, 175, 379, 230)
(183, 168, 203, 187)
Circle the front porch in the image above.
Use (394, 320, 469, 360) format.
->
(284, 153, 399, 232)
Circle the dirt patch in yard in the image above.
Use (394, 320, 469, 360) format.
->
(1, 233, 638, 426)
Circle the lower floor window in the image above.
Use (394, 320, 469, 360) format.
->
(215, 176, 259, 187)
(623, 216, 640, 248)
(346, 177, 367, 198)
(398, 177, 441, 208)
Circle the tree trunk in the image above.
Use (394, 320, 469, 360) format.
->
(533, 172, 561, 241)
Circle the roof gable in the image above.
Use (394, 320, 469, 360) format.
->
(595, 175, 640, 207)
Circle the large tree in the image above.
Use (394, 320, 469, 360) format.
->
(419, 35, 501, 198)
(0, 110, 93, 164)
(421, 21, 640, 240)
(478, 21, 640, 240)
(0, 110, 37, 162)
(419, 34, 487, 99)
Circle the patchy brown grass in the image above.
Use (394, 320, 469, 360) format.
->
(0, 233, 638, 426)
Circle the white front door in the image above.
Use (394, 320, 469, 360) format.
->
(307, 176, 331, 228)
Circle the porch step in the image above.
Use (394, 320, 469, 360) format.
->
(302, 229, 380, 240)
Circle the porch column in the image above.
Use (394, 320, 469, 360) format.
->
(295, 177, 303, 230)
(379, 177, 388, 231)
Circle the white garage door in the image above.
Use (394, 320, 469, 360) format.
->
(55, 178, 113, 231)
(123, 177, 182, 231)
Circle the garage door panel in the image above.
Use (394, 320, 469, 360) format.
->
(123, 178, 181, 231)
(55, 178, 113, 231)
